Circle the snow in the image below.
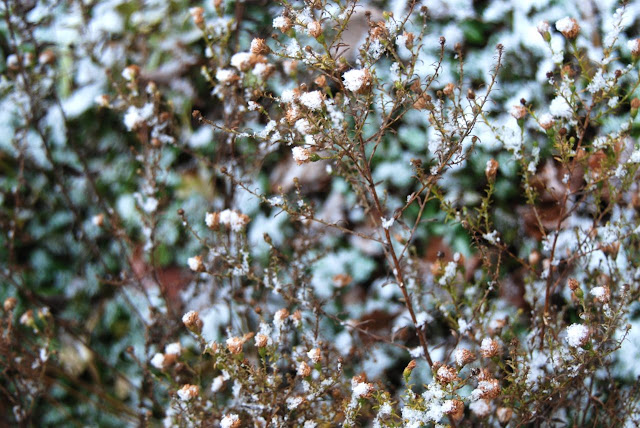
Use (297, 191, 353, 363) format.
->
(343, 69, 370, 92)
(165, 342, 181, 355)
(628, 39, 640, 54)
(299, 91, 324, 111)
(187, 256, 202, 272)
(220, 414, 240, 428)
(230, 52, 252, 71)
(273, 16, 290, 31)
(216, 68, 237, 83)
(123, 103, 154, 131)
(381, 216, 394, 229)
(555, 17, 577, 34)
(150, 353, 165, 369)
(549, 96, 572, 118)
(292, 146, 310, 164)
(286, 396, 303, 409)
(565, 323, 589, 347)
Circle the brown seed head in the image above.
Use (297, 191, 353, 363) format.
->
(485, 159, 499, 182)
(250, 38, 270, 55)
(497, 407, 513, 424)
(182, 310, 203, 334)
(3, 297, 17, 312)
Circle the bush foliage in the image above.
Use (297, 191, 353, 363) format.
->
(2, 0, 640, 426)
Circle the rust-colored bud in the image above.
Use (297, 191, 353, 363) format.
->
(485, 158, 499, 182)
(250, 38, 270, 55)
(3, 297, 17, 312)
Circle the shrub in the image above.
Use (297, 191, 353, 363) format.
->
(2, 0, 640, 426)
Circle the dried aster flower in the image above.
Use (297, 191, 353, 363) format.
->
(470, 399, 492, 417)
(436, 364, 459, 384)
(182, 310, 203, 334)
(189, 7, 205, 27)
(273, 15, 292, 33)
(539, 113, 555, 130)
(226, 336, 245, 354)
(565, 323, 590, 347)
(250, 38, 270, 55)
(555, 17, 580, 39)
(205, 211, 220, 229)
(187, 255, 205, 272)
(444, 399, 465, 422)
(308, 21, 323, 38)
(121, 64, 140, 81)
(480, 338, 501, 358)
(628, 38, 640, 58)
(590, 286, 610, 303)
(177, 384, 199, 401)
(510, 105, 527, 120)
(454, 348, 477, 367)
(497, 407, 513, 424)
(343, 68, 371, 93)
(220, 414, 241, 428)
(255, 333, 269, 348)
(443, 82, 455, 97)
(485, 159, 499, 182)
(4, 297, 17, 312)
(297, 361, 312, 377)
(307, 348, 322, 364)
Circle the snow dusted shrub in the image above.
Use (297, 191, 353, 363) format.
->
(2, 0, 640, 426)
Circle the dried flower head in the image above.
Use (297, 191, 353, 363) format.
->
(565, 323, 590, 347)
(332, 273, 352, 288)
(590, 285, 610, 303)
(454, 348, 477, 367)
(537, 21, 550, 37)
(255, 333, 269, 348)
(436, 364, 459, 384)
(121, 65, 140, 81)
(497, 407, 513, 424)
(20, 309, 35, 328)
(220, 413, 241, 428)
(182, 310, 203, 334)
(3, 297, 17, 312)
(555, 17, 580, 39)
(568, 278, 580, 291)
(343, 68, 371, 93)
(297, 361, 312, 377)
(150, 353, 166, 370)
(403, 359, 417, 377)
(351, 377, 374, 399)
(628, 39, 640, 58)
(470, 399, 492, 417)
(444, 399, 465, 422)
(480, 338, 501, 358)
(274, 308, 290, 324)
(307, 348, 322, 364)
(219, 209, 250, 232)
(189, 7, 205, 27)
(226, 336, 245, 354)
(443, 83, 455, 97)
(273, 15, 292, 33)
(539, 113, 555, 130)
(510, 105, 527, 120)
(187, 255, 205, 272)
(230, 52, 258, 72)
(177, 384, 199, 401)
(38, 49, 56, 65)
(485, 159, 499, 182)
(308, 21, 322, 38)
(205, 211, 220, 229)
(473, 377, 501, 400)
(250, 38, 270, 55)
